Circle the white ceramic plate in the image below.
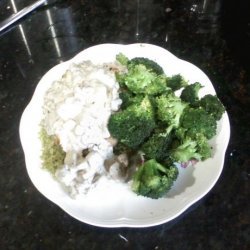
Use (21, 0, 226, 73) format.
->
(19, 43, 230, 228)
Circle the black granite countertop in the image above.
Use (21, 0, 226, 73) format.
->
(0, 0, 249, 249)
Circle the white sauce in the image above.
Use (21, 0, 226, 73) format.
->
(42, 60, 123, 197)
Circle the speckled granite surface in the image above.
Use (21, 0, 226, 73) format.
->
(0, 0, 249, 249)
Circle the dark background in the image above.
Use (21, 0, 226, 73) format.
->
(0, 0, 249, 249)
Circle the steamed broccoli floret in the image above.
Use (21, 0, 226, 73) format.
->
(199, 94, 225, 121)
(171, 132, 212, 163)
(116, 53, 129, 66)
(132, 159, 178, 199)
(194, 133, 212, 160)
(167, 74, 188, 91)
(108, 96, 156, 149)
(141, 129, 173, 163)
(174, 126, 187, 141)
(119, 91, 144, 109)
(156, 94, 188, 133)
(128, 57, 164, 75)
(180, 82, 203, 106)
(112, 52, 225, 200)
(119, 91, 133, 109)
(115, 54, 168, 95)
(120, 64, 168, 95)
(181, 107, 217, 139)
(171, 137, 202, 163)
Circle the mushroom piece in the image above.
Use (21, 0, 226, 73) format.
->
(125, 153, 143, 181)
(82, 148, 89, 157)
(117, 153, 129, 167)
(104, 153, 129, 181)
(106, 136, 118, 146)
(104, 157, 118, 172)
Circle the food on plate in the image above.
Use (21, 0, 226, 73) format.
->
(108, 53, 225, 198)
(40, 52, 225, 199)
(40, 128, 65, 174)
(180, 82, 203, 105)
(132, 159, 178, 199)
(198, 94, 226, 120)
(108, 96, 156, 149)
(40, 60, 123, 196)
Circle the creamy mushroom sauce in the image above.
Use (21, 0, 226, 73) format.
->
(41, 60, 127, 197)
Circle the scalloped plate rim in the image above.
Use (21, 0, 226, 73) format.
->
(19, 43, 230, 228)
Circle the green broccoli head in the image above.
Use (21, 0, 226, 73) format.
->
(119, 91, 144, 109)
(115, 54, 168, 95)
(156, 94, 188, 133)
(119, 91, 133, 109)
(171, 137, 202, 163)
(194, 133, 212, 160)
(171, 131, 212, 163)
(120, 64, 168, 95)
(132, 159, 178, 199)
(116, 53, 129, 66)
(128, 57, 164, 75)
(181, 107, 217, 139)
(180, 82, 203, 106)
(108, 96, 156, 149)
(174, 126, 187, 141)
(141, 129, 173, 163)
(167, 74, 188, 91)
(199, 94, 225, 121)
(115, 71, 127, 88)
